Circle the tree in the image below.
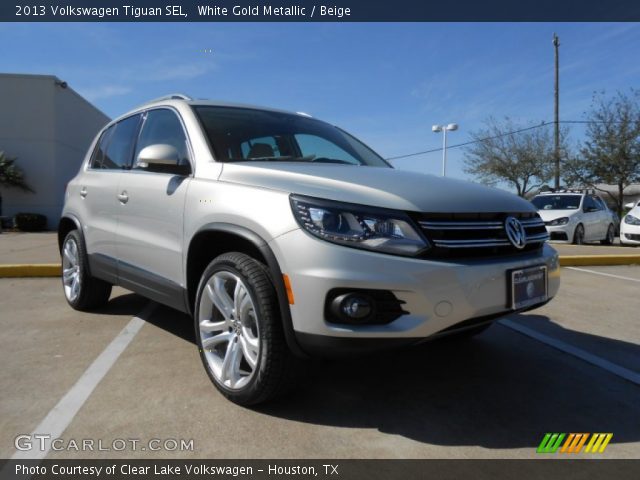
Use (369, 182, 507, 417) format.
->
(0, 151, 34, 216)
(464, 118, 566, 197)
(564, 90, 640, 217)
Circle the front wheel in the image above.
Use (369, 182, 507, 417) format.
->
(61, 230, 112, 310)
(573, 224, 585, 245)
(601, 224, 615, 245)
(194, 252, 298, 405)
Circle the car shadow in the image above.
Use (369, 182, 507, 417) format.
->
(255, 313, 640, 450)
(91, 293, 147, 316)
(139, 303, 195, 344)
(95, 297, 640, 450)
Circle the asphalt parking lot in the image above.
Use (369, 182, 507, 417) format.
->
(1, 266, 639, 460)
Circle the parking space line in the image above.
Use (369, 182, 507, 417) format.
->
(9, 302, 155, 461)
(499, 319, 640, 386)
(565, 266, 640, 283)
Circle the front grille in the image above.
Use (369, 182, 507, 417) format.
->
(412, 212, 549, 259)
(625, 233, 640, 241)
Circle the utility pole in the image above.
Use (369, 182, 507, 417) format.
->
(553, 33, 560, 190)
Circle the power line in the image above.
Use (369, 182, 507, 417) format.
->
(386, 122, 548, 161)
(385, 119, 630, 161)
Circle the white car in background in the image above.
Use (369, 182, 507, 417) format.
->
(531, 190, 616, 245)
(621, 200, 640, 246)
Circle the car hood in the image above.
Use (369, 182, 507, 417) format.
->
(537, 209, 579, 222)
(627, 206, 640, 218)
(219, 163, 536, 213)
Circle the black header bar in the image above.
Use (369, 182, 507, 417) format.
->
(3, 0, 640, 22)
(1, 459, 639, 480)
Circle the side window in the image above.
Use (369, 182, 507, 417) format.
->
(584, 196, 600, 211)
(90, 125, 115, 169)
(102, 115, 141, 169)
(596, 197, 608, 210)
(134, 109, 190, 167)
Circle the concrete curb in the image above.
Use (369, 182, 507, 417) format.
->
(0, 255, 639, 277)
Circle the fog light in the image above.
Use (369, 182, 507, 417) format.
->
(341, 295, 372, 319)
(325, 288, 406, 325)
(331, 293, 374, 323)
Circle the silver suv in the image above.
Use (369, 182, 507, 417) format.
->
(59, 94, 560, 405)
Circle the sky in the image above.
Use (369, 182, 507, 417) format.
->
(1, 22, 639, 183)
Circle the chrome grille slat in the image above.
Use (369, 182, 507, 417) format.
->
(415, 213, 548, 257)
(433, 241, 512, 249)
(419, 223, 503, 230)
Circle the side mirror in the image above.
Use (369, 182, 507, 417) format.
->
(136, 144, 180, 169)
(625, 202, 635, 209)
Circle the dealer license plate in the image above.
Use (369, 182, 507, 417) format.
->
(510, 265, 548, 310)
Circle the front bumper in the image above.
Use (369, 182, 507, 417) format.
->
(269, 229, 560, 351)
(620, 223, 640, 245)
(544, 223, 573, 242)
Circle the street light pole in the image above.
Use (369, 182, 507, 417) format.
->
(553, 33, 561, 190)
(432, 123, 458, 177)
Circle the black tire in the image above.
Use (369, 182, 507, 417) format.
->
(61, 230, 112, 311)
(194, 252, 299, 406)
(572, 224, 585, 245)
(601, 224, 615, 245)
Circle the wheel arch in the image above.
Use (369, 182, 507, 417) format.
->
(573, 222, 584, 243)
(58, 215, 82, 253)
(186, 223, 306, 357)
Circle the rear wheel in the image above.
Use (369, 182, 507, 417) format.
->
(572, 224, 585, 245)
(194, 252, 298, 405)
(601, 224, 615, 245)
(61, 230, 112, 310)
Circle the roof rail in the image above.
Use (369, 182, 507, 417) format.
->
(137, 93, 192, 108)
(540, 188, 595, 195)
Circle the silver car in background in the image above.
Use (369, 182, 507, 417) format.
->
(532, 190, 616, 245)
(59, 94, 560, 405)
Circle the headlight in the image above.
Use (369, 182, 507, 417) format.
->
(624, 214, 640, 226)
(548, 217, 569, 226)
(290, 195, 429, 256)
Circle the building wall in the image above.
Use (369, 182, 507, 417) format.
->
(0, 74, 109, 228)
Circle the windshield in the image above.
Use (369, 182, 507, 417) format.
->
(531, 195, 582, 210)
(193, 106, 390, 167)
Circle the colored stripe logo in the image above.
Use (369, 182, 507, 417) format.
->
(537, 433, 613, 454)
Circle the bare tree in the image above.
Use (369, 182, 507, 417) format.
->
(564, 90, 640, 217)
(464, 118, 567, 197)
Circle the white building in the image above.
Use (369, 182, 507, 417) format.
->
(0, 73, 110, 228)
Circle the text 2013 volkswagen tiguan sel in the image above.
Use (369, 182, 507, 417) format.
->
(59, 94, 559, 405)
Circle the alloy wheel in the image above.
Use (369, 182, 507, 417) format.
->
(198, 271, 260, 390)
(62, 238, 81, 302)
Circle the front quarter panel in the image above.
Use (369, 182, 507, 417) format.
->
(183, 179, 297, 254)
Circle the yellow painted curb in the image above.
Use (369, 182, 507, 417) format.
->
(0, 264, 62, 277)
(0, 255, 639, 278)
(559, 255, 640, 266)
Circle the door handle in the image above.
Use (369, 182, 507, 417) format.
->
(117, 191, 129, 204)
(80, 187, 88, 198)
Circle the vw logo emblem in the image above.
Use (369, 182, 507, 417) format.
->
(505, 216, 527, 249)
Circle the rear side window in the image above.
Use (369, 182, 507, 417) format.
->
(90, 125, 115, 169)
(134, 109, 190, 166)
(97, 114, 141, 170)
(584, 196, 601, 211)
